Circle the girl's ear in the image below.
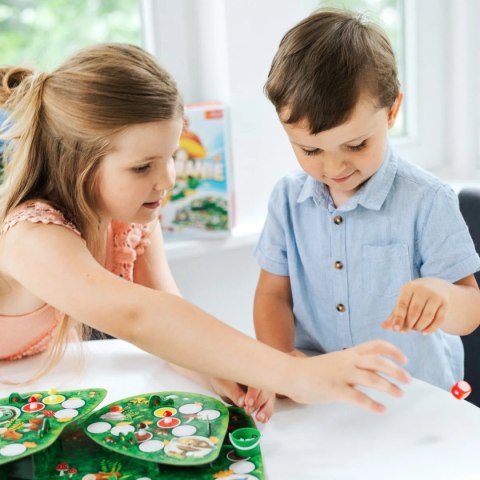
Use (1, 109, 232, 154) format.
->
(387, 92, 404, 128)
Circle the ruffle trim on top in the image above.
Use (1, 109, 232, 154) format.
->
(2, 201, 81, 237)
(109, 221, 151, 282)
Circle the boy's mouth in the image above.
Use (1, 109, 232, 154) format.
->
(330, 172, 355, 183)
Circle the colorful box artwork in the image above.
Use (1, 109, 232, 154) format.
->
(161, 102, 232, 239)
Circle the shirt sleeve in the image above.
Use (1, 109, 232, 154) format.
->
(254, 179, 290, 276)
(417, 184, 480, 282)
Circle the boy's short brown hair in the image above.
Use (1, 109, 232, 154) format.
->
(265, 8, 400, 134)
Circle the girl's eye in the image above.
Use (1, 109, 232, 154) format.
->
(133, 164, 151, 173)
(301, 148, 321, 157)
(348, 140, 367, 152)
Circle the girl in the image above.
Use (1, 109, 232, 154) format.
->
(0, 43, 410, 421)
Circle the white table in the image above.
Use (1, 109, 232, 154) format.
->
(1, 339, 479, 480)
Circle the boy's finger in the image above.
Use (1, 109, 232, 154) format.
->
(412, 297, 439, 332)
(391, 291, 413, 332)
(381, 313, 394, 329)
(402, 293, 425, 331)
(255, 394, 276, 424)
(422, 304, 448, 334)
(244, 387, 261, 412)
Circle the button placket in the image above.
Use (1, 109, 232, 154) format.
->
(330, 211, 351, 347)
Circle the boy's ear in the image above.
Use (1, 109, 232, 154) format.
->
(387, 92, 404, 128)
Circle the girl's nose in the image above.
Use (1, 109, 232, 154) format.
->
(154, 158, 176, 191)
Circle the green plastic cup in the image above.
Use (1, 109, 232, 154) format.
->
(229, 427, 261, 457)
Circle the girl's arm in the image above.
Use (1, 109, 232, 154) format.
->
(383, 275, 480, 335)
(1, 221, 410, 411)
(254, 269, 297, 353)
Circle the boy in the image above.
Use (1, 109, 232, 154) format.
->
(251, 9, 480, 417)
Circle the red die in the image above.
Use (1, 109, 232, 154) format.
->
(451, 380, 472, 400)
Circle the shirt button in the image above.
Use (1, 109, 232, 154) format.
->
(336, 303, 346, 312)
(333, 215, 343, 225)
(334, 261, 344, 270)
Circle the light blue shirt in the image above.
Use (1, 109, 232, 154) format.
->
(255, 146, 480, 390)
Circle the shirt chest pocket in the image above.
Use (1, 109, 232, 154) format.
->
(362, 244, 412, 297)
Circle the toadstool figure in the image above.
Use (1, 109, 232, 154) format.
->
(56, 463, 69, 476)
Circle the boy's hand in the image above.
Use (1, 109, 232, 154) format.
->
(244, 387, 275, 423)
(208, 377, 247, 408)
(287, 340, 411, 413)
(208, 378, 274, 423)
(382, 278, 450, 334)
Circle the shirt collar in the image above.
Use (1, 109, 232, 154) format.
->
(297, 144, 398, 212)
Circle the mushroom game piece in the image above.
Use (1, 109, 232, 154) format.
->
(163, 410, 173, 425)
(56, 462, 69, 476)
(21, 396, 45, 413)
(451, 380, 472, 400)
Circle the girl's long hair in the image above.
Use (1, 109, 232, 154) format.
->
(0, 44, 183, 383)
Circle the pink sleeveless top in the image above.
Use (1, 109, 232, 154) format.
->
(0, 201, 152, 361)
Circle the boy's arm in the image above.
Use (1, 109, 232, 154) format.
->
(383, 274, 480, 335)
(254, 269, 296, 353)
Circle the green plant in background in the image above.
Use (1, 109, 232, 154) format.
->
(0, 0, 142, 70)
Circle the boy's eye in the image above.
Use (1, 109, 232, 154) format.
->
(301, 148, 321, 157)
(347, 140, 367, 152)
(132, 164, 152, 173)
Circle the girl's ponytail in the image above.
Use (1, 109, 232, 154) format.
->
(0, 66, 34, 107)
(0, 67, 48, 219)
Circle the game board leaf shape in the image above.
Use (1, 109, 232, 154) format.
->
(0, 388, 106, 465)
(84, 391, 229, 466)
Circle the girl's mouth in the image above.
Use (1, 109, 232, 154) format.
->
(143, 201, 161, 209)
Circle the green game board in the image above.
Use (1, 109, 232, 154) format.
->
(0, 389, 106, 466)
(1, 406, 265, 480)
(84, 391, 230, 466)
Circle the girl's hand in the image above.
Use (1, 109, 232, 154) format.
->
(382, 278, 450, 335)
(288, 340, 411, 413)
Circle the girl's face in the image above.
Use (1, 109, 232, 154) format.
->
(280, 93, 403, 207)
(96, 119, 183, 224)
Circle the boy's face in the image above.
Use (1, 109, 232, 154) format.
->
(280, 93, 402, 206)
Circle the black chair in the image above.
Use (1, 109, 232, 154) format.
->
(458, 188, 480, 407)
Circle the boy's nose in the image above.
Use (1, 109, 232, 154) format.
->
(322, 155, 346, 177)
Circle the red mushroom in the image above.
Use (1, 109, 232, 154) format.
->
(67, 468, 77, 478)
(56, 463, 69, 476)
